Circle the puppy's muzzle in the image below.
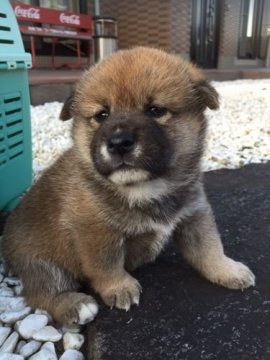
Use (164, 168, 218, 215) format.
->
(107, 132, 136, 156)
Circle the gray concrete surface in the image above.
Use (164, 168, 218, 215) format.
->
(83, 162, 270, 360)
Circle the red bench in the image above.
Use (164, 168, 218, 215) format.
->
(11, 3, 93, 68)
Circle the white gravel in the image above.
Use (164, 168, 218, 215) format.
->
(19, 340, 41, 357)
(59, 349, 84, 360)
(0, 263, 85, 359)
(203, 79, 270, 171)
(0, 79, 269, 358)
(63, 333, 85, 351)
(30, 79, 270, 179)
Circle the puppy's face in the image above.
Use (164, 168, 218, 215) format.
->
(61, 47, 218, 186)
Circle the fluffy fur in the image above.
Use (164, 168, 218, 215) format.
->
(1, 47, 255, 327)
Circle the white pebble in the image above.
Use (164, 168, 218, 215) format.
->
(18, 314, 48, 339)
(35, 309, 53, 322)
(19, 340, 42, 357)
(14, 321, 22, 333)
(13, 285, 23, 296)
(0, 331, 19, 353)
(0, 306, 31, 324)
(59, 349, 84, 360)
(63, 332, 84, 351)
(3, 277, 21, 287)
(15, 340, 26, 353)
(0, 354, 24, 360)
(32, 325, 62, 342)
(34, 309, 49, 315)
(0, 297, 26, 312)
(0, 263, 6, 274)
(0, 327, 11, 347)
(0, 287, 14, 297)
(29, 341, 57, 360)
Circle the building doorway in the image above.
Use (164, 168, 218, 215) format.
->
(191, 0, 221, 68)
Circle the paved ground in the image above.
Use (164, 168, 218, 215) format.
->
(1, 162, 269, 359)
(28, 69, 270, 105)
(83, 162, 270, 360)
(28, 68, 270, 86)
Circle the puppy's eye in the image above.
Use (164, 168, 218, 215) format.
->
(145, 105, 167, 118)
(94, 109, 109, 123)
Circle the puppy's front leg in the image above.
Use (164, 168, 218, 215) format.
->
(174, 201, 255, 289)
(78, 228, 141, 311)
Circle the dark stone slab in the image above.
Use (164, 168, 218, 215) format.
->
(29, 83, 75, 106)
(84, 162, 270, 360)
(28, 69, 82, 105)
(27, 69, 270, 105)
(0, 211, 8, 236)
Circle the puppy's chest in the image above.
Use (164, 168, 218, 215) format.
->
(109, 189, 191, 237)
(106, 205, 179, 238)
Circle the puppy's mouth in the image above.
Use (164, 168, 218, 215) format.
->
(98, 142, 152, 185)
(108, 166, 151, 186)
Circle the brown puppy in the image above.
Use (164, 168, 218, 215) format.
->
(2, 47, 255, 327)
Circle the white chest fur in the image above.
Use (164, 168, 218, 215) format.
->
(124, 187, 206, 238)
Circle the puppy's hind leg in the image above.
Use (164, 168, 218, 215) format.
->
(20, 259, 98, 328)
(174, 201, 255, 290)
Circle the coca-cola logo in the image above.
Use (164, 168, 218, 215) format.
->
(59, 13, 80, 26)
(14, 5, 40, 20)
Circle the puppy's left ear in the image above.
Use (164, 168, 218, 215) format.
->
(59, 95, 74, 121)
(189, 64, 219, 110)
(195, 80, 219, 110)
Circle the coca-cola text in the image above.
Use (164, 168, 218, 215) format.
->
(14, 5, 40, 20)
(59, 13, 80, 26)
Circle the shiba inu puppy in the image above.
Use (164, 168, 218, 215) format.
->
(2, 47, 255, 327)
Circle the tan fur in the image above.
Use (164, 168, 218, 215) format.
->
(1, 47, 254, 327)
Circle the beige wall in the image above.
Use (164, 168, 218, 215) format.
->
(89, 0, 191, 56)
(170, 0, 191, 57)
(219, 1, 241, 58)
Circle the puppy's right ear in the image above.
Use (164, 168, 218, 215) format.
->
(189, 63, 219, 110)
(59, 95, 74, 121)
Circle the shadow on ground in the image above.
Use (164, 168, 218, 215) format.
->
(84, 162, 270, 360)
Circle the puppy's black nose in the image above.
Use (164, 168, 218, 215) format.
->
(107, 132, 135, 155)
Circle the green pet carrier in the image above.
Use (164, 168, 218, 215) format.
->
(0, 0, 32, 211)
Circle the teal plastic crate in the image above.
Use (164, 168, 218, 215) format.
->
(0, 0, 32, 211)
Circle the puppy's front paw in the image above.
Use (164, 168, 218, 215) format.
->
(101, 274, 142, 311)
(57, 293, 99, 328)
(221, 259, 255, 289)
(77, 300, 99, 325)
(206, 256, 255, 290)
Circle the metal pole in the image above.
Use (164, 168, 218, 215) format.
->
(266, 36, 270, 68)
(94, 0, 100, 16)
